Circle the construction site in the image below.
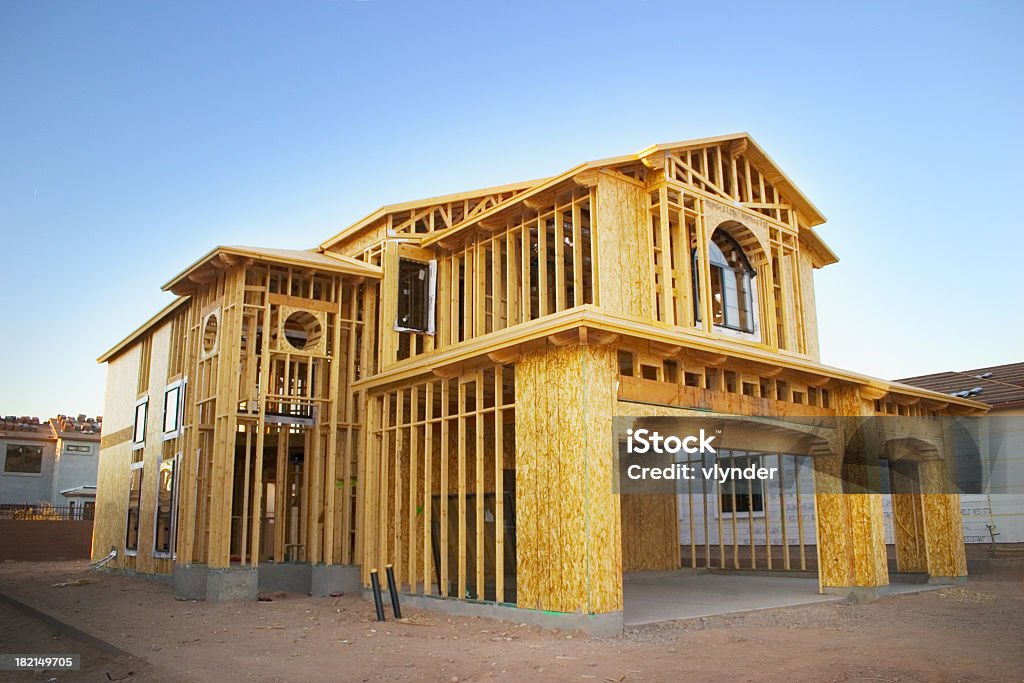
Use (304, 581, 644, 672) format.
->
(86, 134, 992, 635)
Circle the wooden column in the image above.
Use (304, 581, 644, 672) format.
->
(813, 385, 888, 592)
(890, 460, 927, 573)
(207, 266, 246, 568)
(515, 343, 622, 614)
(919, 458, 968, 579)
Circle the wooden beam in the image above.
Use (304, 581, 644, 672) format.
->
(547, 329, 580, 347)
(487, 349, 520, 364)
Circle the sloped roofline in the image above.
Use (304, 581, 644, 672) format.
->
(317, 177, 549, 251)
(161, 245, 382, 294)
(101, 246, 384, 364)
(320, 133, 828, 254)
(637, 132, 827, 227)
(98, 296, 190, 364)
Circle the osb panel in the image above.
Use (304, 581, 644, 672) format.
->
(102, 344, 142, 436)
(621, 494, 680, 572)
(595, 175, 652, 319)
(847, 494, 888, 587)
(132, 321, 173, 575)
(93, 440, 130, 565)
(915, 458, 967, 578)
(921, 493, 966, 581)
(515, 344, 622, 614)
(813, 492, 850, 587)
(93, 322, 179, 572)
(815, 385, 890, 589)
(891, 493, 927, 572)
(798, 251, 820, 360)
(814, 492, 887, 588)
(582, 345, 622, 613)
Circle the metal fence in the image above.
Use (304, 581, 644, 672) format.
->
(0, 504, 94, 521)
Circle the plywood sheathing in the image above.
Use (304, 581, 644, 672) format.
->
(593, 173, 652, 319)
(920, 458, 968, 578)
(515, 343, 622, 614)
(814, 385, 888, 589)
(620, 494, 680, 572)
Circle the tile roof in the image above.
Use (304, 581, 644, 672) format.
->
(897, 361, 1024, 408)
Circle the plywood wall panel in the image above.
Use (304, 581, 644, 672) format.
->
(515, 343, 622, 614)
(621, 494, 680, 572)
(594, 175, 653, 320)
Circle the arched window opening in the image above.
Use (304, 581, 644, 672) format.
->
(694, 230, 757, 333)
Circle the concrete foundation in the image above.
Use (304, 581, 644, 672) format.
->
(174, 563, 361, 599)
(173, 564, 208, 601)
(370, 591, 624, 636)
(206, 567, 258, 601)
(626, 572, 841, 624)
(825, 585, 884, 603)
(257, 563, 311, 594)
(823, 582, 946, 603)
(310, 564, 361, 597)
(100, 566, 174, 587)
(927, 575, 968, 585)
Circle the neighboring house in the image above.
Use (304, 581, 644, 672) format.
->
(0, 417, 58, 507)
(94, 133, 986, 630)
(0, 414, 101, 517)
(898, 362, 1024, 548)
(50, 415, 102, 517)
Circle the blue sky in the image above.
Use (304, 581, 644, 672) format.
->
(1, 1, 1021, 419)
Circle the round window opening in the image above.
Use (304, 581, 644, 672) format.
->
(202, 314, 218, 354)
(284, 311, 322, 350)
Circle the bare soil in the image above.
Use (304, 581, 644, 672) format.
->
(0, 561, 1020, 682)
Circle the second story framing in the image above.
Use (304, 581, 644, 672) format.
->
(318, 133, 839, 386)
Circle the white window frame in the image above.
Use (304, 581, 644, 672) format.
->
(125, 460, 145, 556)
(152, 454, 180, 559)
(161, 379, 185, 440)
(132, 396, 148, 451)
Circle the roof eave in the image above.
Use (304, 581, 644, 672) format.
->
(97, 296, 190, 364)
(161, 246, 382, 294)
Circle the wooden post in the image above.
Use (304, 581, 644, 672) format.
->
(814, 385, 889, 594)
(514, 344, 622, 614)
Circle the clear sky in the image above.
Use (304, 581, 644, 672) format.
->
(1, 1, 1021, 419)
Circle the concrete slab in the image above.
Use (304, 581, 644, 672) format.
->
(623, 571, 843, 626)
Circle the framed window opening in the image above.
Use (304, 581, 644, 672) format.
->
(395, 258, 437, 334)
(694, 230, 758, 335)
(152, 454, 179, 558)
(132, 396, 148, 451)
(719, 451, 766, 517)
(161, 378, 186, 440)
(125, 461, 144, 556)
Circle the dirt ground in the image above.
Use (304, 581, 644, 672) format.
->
(0, 561, 1020, 682)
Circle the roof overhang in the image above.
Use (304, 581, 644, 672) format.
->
(98, 296, 190, 364)
(162, 245, 382, 295)
(799, 228, 840, 268)
(59, 485, 97, 497)
(349, 305, 990, 416)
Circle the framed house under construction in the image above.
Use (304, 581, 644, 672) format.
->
(93, 133, 987, 632)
